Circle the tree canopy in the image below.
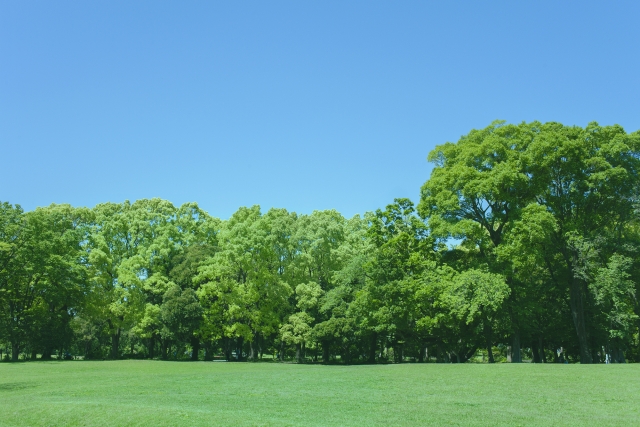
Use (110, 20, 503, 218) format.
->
(2, 120, 639, 364)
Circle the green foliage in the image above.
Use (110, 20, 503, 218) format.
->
(447, 269, 509, 325)
(591, 254, 638, 341)
(1, 120, 639, 364)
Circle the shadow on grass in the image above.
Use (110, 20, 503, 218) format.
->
(0, 382, 35, 392)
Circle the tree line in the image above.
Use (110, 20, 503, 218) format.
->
(2, 121, 639, 364)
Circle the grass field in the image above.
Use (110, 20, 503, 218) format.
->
(1, 361, 639, 426)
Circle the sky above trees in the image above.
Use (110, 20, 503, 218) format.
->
(2, 1, 639, 219)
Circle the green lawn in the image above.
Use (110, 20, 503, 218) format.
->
(0, 361, 638, 426)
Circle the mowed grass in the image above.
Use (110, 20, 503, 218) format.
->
(0, 361, 639, 427)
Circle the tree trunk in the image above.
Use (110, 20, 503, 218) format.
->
(41, 346, 53, 360)
(257, 334, 262, 359)
(204, 342, 212, 361)
(539, 337, 547, 363)
(532, 340, 541, 363)
(613, 347, 626, 363)
(483, 320, 495, 363)
(248, 333, 259, 361)
(249, 340, 256, 361)
(511, 332, 522, 363)
(569, 277, 593, 363)
(506, 277, 521, 363)
(148, 336, 155, 359)
(224, 337, 232, 361)
(161, 340, 169, 360)
(236, 337, 244, 361)
(295, 343, 302, 363)
(368, 332, 377, 364)
(11, 342, 19, 362)
(436, 343, 445, 363)
(191, 336, 200, 361)
(322, 341, 330, 364)
(110, 330, 120, 360)
(562, 247, 593, 364)
(84, 340, 92, 359)
(394, 343, 403, 363)
(342, 343, 352, 364)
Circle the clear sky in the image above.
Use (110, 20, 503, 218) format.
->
(2, 1, 639, 219)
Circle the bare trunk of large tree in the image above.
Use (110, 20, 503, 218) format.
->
(295, 343, 302, 363)
(110, 330, 120, 360)
(569, 277, 592, 363)
(368, 332, 377, 363)
(483, 319, 495, 363)
(539, 337, 547, 363)
(204, 342, 212, 361)
(161, 339, 169, 360)
(190, 336, 200, 361)
(561, 246, 594, 364)
(322, 341, 330, 364)
(436, 343, 447, 363)
(236, 337, 244, 361)
(511, 331, 522, 363)
(41, 346, 53, 360)
(418, 346, 425, 363)
(223, 337, 232, 361)
(532, 339, 541, 363)
(248, 333, 260, 361)
(11, 341, 19, 362)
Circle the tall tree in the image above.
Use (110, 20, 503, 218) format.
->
(0, 204, 89, 361)
(355, 198, 438, 362)
(420, 121, 548, 362)
(524, 122, 640, 362)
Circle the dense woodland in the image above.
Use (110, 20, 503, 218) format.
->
(2, 121, 640, 364)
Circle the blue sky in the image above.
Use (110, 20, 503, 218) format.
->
(2, 1, 639, 219)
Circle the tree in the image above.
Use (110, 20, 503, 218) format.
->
(197, 206, 294, 361)
(0, 203, 89, 361)
(419, 121, 537, 362)
(524, 122, 640, 363)
(445, 269, 509, 363)
(87, 201, 150, 359)
(159, 285, 203, 360)
(591, 254, 638, 362)
(355, 198, 438, 363)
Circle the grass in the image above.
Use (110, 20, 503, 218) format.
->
(0, 361, 639, 426)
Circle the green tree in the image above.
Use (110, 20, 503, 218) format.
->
(197, 206, 293, 361)
(355, 198, 438, 363)
(0, 203, 89, 361)
(524, 122, 640, 362)
(419, 121, 537, 362)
